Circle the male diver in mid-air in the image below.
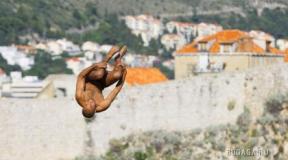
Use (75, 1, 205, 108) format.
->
(75, 46, 127, 118)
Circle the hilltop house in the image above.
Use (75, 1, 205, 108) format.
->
(161, 34, 186, 50)
(34, 39, 81, 56)
(277, 39, 288, 51)
(123, 54, 159, 68)
(81, 41, 100, 52)
(65, 57, 86, 75)
(124, 15, 163, 46)
(15, 45, 37, 55)
(166, 21, 223, 44)
(175, 30, 284, 79)
(0, 46, 34, 70)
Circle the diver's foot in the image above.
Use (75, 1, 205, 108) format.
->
(104, 46, 120, 63)
(114, 45, 127, 61)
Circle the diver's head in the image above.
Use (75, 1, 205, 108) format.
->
(82, 99, 96, 118)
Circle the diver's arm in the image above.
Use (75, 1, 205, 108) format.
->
(95, 69, 126, 112)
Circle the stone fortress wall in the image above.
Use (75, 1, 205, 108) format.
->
(0, 64, 288, 160)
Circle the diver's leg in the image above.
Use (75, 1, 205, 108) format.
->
(86, 46, 124, 81)
(103, 46, 127, 87)
(103, 62, 125, 87)
(103, 46, 120, 63)
(86, 67, 106, 81)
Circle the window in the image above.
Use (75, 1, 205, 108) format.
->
(221, 44, 233, 53)
(198, 42, 207, 51)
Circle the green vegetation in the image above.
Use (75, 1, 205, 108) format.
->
(0, 0, 100, 45)
(265, 93, 288, 115)
(67, 15, 161, 55)
(0, 54, 22, 74)
(1, 0, 288, 45)
(178, 8, 288, 39)
(154, 62, 174, 80)
(0, 0, 166, 54)
(24, 50, 72, 79)
(227, 100, 236, 111)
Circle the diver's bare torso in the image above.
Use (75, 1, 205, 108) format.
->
(75, 46, 127, 118)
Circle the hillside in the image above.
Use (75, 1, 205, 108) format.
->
(1, 0, 288, 45)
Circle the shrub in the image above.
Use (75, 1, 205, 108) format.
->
(134, 151, 147, 160)
(227, 100, 236, 111)
(265, 93, 288, 116)
(236, 107, 251, 131)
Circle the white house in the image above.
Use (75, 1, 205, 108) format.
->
(249, 30, 276, 50)
(161, 34, 186, 50)
(166, 21, 223, 45)
(99, 45, 113, 54)
(277, 39, 288, 51)
(0, 46, 34, 70)
(82, 41, 100, 52)
(34, 42, 48, 51)
(65, 57, 85, 75)
(46, 41, 62, 55)
(84, 51, 103, 62)
(124, 15, 164, 46)
(166, 21, 195, 38)
(56, 39, 81, 55)
(196, 23, 223, 38)
(36, 39, 81, 56)
(123, 54, 159, 67)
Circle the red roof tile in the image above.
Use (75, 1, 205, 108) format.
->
(126, 68, 168, 85)
(176, 30, 281, 55)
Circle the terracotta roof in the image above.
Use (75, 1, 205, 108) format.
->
(268, 47, 283, 55)
(16, 45, 35, 50)
(251, 43, 265, 54)
(176, 29, 281, 55)
(65, 57, 80, 62)
(0, 68, 5, 75)
(176, 41, 198, 53)
(199, 30, 248, 43)
(285, 54, 288, 62)
(284, 49, 288, 62)
(126, 67, 168, 85)
(16, 45, 37, 53)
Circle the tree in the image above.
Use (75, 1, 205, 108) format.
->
(0, 54, 22, 74)
(24, 50, 72, 79)
(154, 62, 174, 79)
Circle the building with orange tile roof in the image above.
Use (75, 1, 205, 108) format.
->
(285, 49, 288, 62)
(285, 54, 288, 63)
(125, 67, 167, 86)
(175, 30, 285, 79)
